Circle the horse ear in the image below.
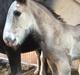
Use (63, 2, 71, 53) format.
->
(16, 0, 26, 4)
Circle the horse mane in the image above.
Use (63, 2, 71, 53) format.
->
(16, 0, 26, 4)
(34, 0, 66, 24)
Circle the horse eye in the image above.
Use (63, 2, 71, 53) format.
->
(13, 10, 21, 17)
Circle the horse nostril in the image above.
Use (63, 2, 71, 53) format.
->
(5, 37, 16, 45)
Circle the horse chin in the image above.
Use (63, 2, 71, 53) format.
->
(12, 44, 20, 50)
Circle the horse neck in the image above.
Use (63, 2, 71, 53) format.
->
(28, 1, 80, 39)
(28, 0, 64, 33)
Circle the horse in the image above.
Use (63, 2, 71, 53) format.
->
(0, 0, 44, 75)
(3, 0, 80, 75)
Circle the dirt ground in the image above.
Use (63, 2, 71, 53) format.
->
(0, 52, 38, 75)
(0, 58, 79, 75)
(0, 58, 36, 75)
(0, 55, 79, 75)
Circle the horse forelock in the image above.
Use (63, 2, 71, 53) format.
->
(16, 0, 26, 4)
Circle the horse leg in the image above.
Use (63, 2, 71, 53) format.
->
(6, 48, 21, 75)
(39, 51, 48, 75)
(34, 50, 41, 75)
(56, 54, 71, 75)
(42, 46, 71, 75)
(78, 61, 80, 75)
(47, 59, 57, 75)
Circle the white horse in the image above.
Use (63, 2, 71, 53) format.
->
(3, 0, 80, 75)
